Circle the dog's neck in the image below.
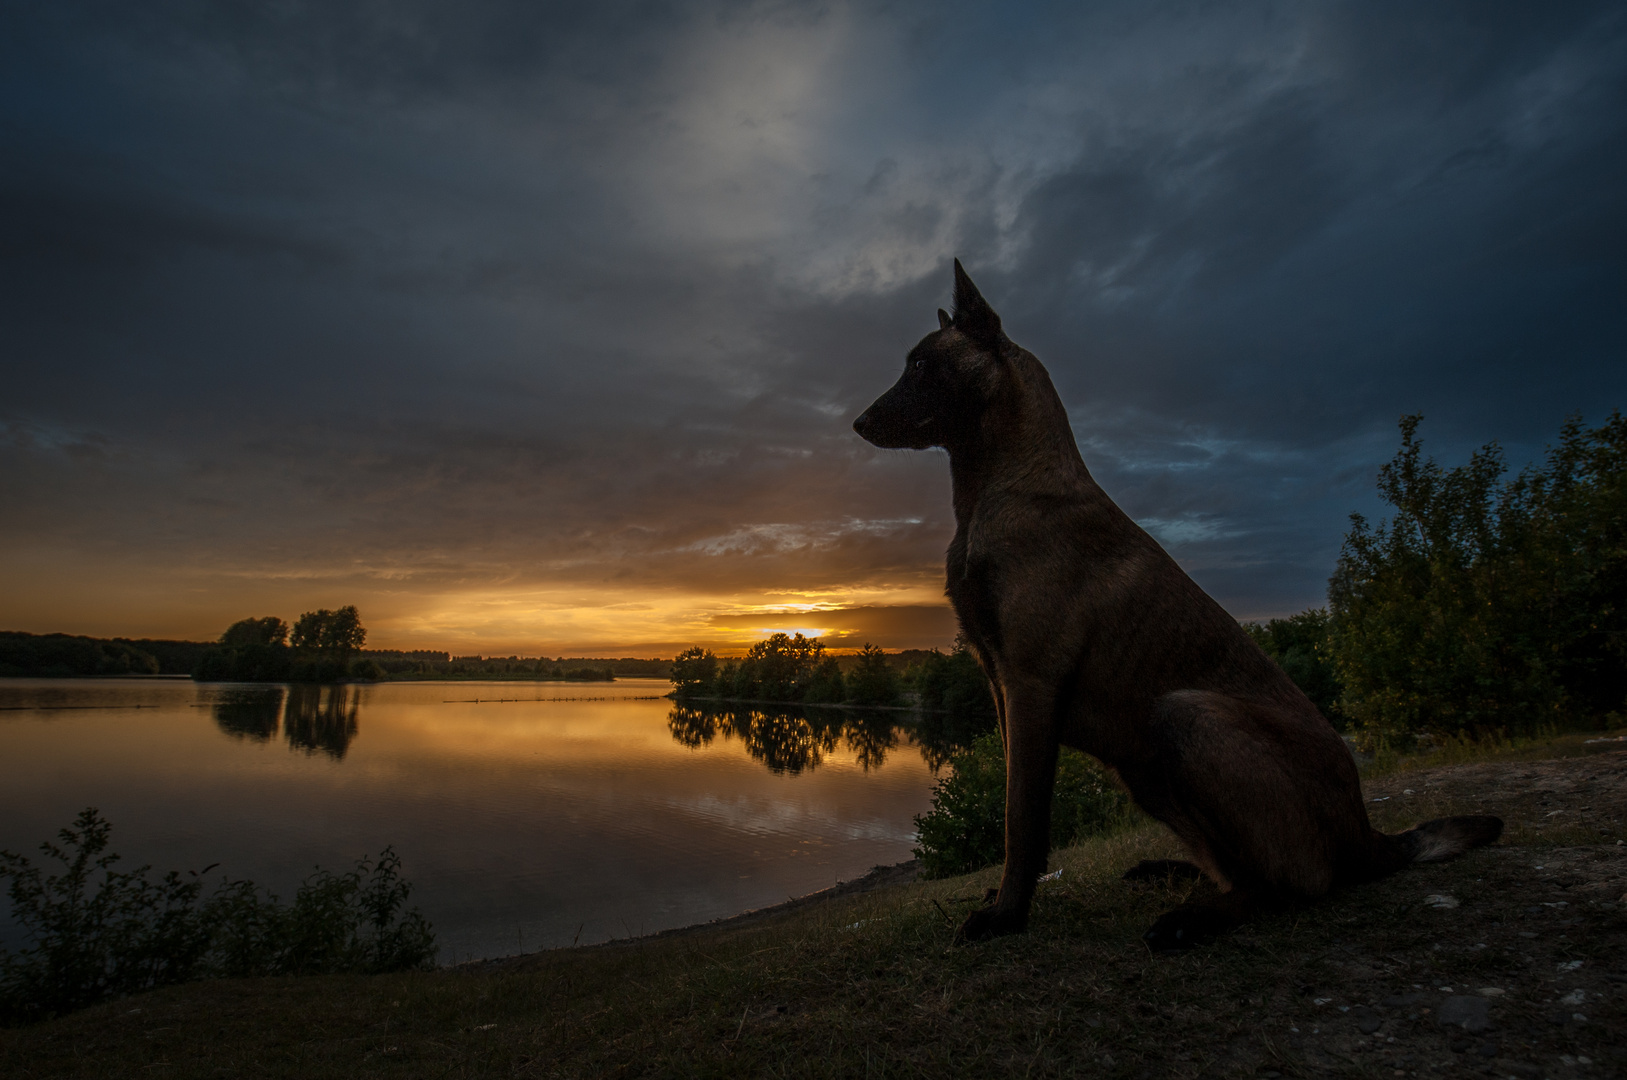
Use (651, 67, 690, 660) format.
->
(945, 351, 1095, 524)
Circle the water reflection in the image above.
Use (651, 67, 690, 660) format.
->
(3, 678, 941, 960)
(212, 684, 360, 758)
(283, 685, 360, 758)
(910, 710, 996, 772)
(212, 687, 285, 743)
(667, 702, 903, 775)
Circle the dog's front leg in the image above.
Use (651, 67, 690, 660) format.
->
(956, 683, 1058, 943)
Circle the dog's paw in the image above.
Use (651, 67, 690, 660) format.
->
(954, 906, 1026, 945)
(1121, 859, 1204, 884)
(1142, 906, 1224, 952)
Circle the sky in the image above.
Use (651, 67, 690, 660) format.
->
(2, 1, 1624, 657)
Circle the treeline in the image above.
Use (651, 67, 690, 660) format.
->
(0, 633, 209, 678)
(1254, 411, 1626, 750)
(670, 633, 999, 728)
(2, 613, 667, 684)
(374, 656, 667, 681)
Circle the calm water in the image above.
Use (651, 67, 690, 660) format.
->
(0, 678, 941, 963)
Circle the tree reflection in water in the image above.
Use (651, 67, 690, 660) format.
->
(667, 702, 906, 775)
(281, 684, 361, 759)
(212, 687, 286, 743)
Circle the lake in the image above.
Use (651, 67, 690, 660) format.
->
(0, 678, 943, 963)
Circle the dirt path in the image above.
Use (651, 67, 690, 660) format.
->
(1185, 747, 1627, 1078)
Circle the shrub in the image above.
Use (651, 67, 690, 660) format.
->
(912, 732, 1129, 879)
(844, 643, 900, 706)
(1, 809, 436, 1024)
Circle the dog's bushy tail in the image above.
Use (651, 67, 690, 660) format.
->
(1389, 815, 1505, 864)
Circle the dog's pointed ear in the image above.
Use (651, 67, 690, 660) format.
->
(937, 308, 952, 331)
(952, 258, 1003, 347)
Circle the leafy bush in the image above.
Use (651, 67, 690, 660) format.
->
(1244, 609, 1345, 726)
(1, 809, 436, 1024)
(912, 732, 1129, 879)
(1329, 412, 1627, 748)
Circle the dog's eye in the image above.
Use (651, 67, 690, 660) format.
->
(914, 358, 927, 371)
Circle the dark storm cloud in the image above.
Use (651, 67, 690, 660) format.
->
(2, 0, 1624, 648)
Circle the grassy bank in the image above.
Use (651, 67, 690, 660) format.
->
(4, 734, 1624, 1078)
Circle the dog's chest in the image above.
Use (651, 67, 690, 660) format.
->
(945, 528, 1004, 650)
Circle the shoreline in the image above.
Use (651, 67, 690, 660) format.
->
(673, 693, 923, 713)
(467, 859, 922, 970)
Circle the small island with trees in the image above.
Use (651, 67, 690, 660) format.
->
(668, 632, 997, 716)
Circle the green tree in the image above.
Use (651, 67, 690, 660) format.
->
(801, 655, 846, 704)
(844, 643, 900, 706)
(911, 637, 998, 767)
(669, 647, 719, 697)
(1329, 412, 1627, 748)
(195, 617, 293, 682)
(291, 607, 366, 658)
(219, 617, 288, 648)
(1243, 609, 1344, 725)
(735, 633, 824, 701)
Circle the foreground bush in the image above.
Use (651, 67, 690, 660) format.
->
(912, 732, 1129, 879)
(0, 809, 435, 1024)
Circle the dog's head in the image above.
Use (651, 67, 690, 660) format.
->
(852, 259, 1011, 451)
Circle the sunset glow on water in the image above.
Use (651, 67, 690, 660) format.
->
(0, 679, 939, 963)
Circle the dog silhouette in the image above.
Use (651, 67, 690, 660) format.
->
(853, 261, 1501, 948)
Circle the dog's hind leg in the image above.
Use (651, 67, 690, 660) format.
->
(1118, 691, 1358, 947)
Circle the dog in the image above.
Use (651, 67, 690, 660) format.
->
(852, 261, 1502, 948)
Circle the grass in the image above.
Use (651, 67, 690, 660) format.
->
(1360, 725, 1627, 779)
(3, 734, 1625, 1078)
